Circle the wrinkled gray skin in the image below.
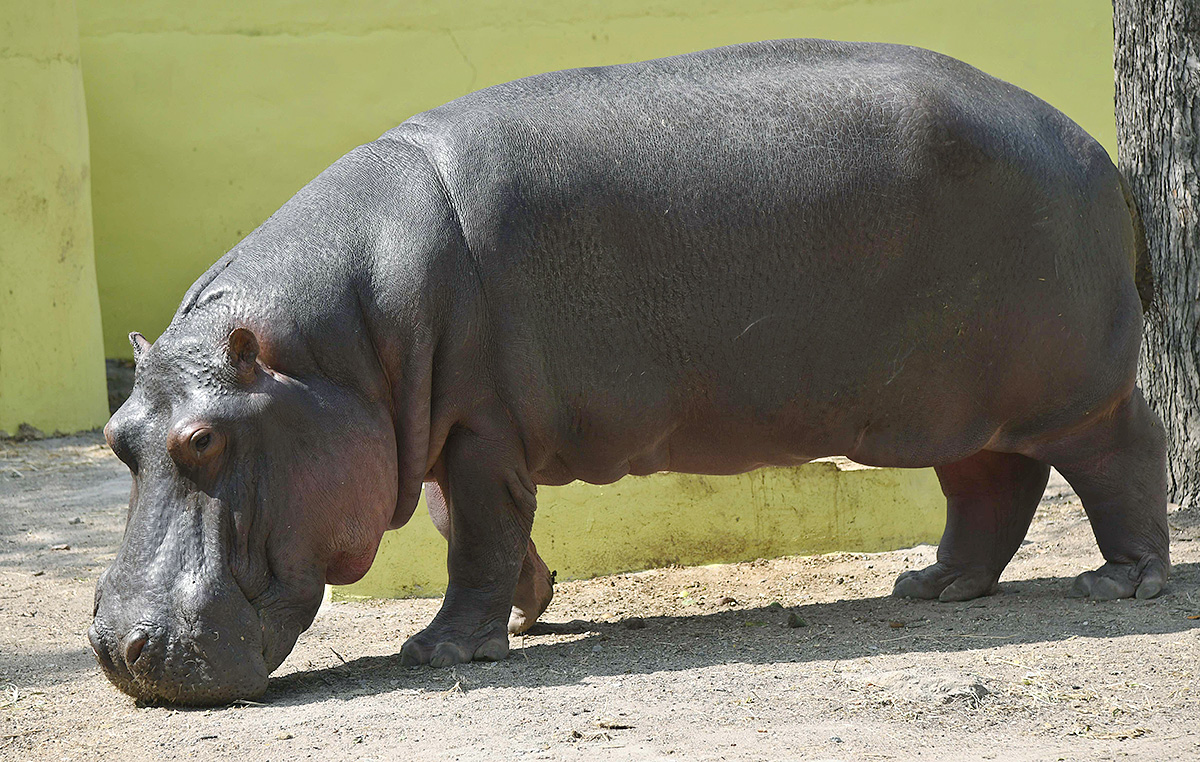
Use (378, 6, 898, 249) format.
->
(90, 39, 1169, 705)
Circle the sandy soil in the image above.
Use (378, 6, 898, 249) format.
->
(1, 433, 1198, 761)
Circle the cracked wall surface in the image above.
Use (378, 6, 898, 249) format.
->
(75, 0, 1116, 356)
(1, 0, 109, 434)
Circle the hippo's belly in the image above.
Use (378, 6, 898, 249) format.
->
(507, 184, 1135, 487)
(528, 346, 1003, 487)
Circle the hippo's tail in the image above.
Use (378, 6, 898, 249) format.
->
(1118, 171, 1156, 315)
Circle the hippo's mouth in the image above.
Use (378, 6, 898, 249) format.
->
(89, 625, 271, 705)
(88, 584, 272, 706)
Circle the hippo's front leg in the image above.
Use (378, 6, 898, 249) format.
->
(400, 425, 536, 668)
(425, 481, 554, 634)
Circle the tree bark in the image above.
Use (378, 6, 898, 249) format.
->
(1114, 0, 1200, 507)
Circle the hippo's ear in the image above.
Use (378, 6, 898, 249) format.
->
(128, 332, 151, 364)
(227, 327, 260, 384)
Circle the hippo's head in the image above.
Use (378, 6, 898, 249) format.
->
(89, 322, 398, 705)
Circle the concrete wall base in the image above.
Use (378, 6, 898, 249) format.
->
(335, 459, 944, 600)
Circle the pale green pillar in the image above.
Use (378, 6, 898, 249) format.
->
(0, 0, 109, 435)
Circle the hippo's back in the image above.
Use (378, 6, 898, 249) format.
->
(393, 39, 1108, 217)
(382, 40, 1140, 478)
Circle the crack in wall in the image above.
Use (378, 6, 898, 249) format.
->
(0, 49, 80, 66)
(445, 30, 477, 90)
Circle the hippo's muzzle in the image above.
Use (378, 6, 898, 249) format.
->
(88, 567, 270, 705)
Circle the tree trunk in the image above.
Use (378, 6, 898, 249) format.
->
(1114, 0, 1200, 507)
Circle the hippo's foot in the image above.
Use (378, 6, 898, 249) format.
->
(894, 451, 1049, 603)
(892, 562, 999, 602)
(1070, 557, 1168, 600)
(508, 540, 554, 635)
(1027, 391, 1171, 602)
(400, 617, 509, 668)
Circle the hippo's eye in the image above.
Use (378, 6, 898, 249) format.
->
(168, 424, 225, 471)
(188, 428, 222, 461)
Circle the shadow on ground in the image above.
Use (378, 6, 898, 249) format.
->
(0, 435, 127, 581)
(265, 561, 1200, 707)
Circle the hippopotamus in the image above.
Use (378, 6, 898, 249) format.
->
(89, 38, 1169, 705)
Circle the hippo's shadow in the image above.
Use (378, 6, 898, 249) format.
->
(264, 562, 1200, 707)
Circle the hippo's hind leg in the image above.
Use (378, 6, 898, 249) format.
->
(508, 539, 554, 634)
(893, 450, 1049, 601)
(1031, 388, 1169, 600)
(425, 482, 554, 635)
(401, 424, 536, 668)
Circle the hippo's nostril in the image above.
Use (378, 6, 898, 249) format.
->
(122, 630, 149, 667)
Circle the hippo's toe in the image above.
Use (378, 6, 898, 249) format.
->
(400, 620, 509, 668)
(1070, 557, 1168, 600)
(892, 562, 999, 602)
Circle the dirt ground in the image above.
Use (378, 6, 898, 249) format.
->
(1, 434, 1198, 762)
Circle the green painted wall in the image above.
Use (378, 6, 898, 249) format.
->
(340, 458, 944, 599)
(0, 0, 109, 435)
(77, 0, 1116, 356)
(56, 0, 1113, 593)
